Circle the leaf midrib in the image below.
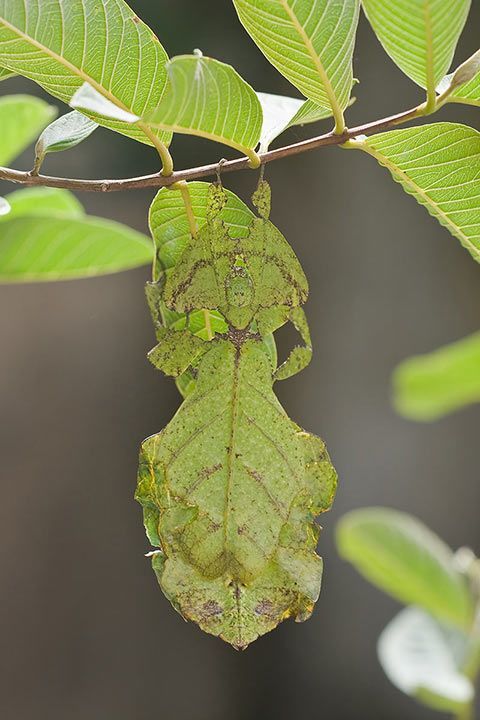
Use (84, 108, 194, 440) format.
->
(0, 13, 159, 147)
(424, 0, 436, 100)
(278, 0, 343, 125)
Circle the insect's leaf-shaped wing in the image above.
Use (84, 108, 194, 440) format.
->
(136, 339, 337, 648)
(163, 210, 234, 314)
(0, 94, 56, 165)
(0, 0, 171, 147)
(242, 216, 308, 309)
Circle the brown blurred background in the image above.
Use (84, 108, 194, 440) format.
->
(1, 2, 480, 718)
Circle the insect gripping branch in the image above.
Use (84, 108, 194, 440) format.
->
(135, 180, 338, 649)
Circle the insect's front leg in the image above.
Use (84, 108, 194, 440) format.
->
(148, 327, 208, 378)
(274, 307, 313, 381)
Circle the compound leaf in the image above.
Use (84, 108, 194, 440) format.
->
(0, 0, 171, 148)
(362, 0, 471, 98)
(393, 332, 480, 420)
(336, 507, 473, 629)
(147, 55, 262, 164)
(0, 94, 56, 165)
(0, 188, 152, 281)
(378, 607, 474, 713)
(352, 123, 480, 263)
(232, 0, 359, 126)
(33, 111, 97, 172)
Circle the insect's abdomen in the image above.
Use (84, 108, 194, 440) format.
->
(136, 339, 336, 648)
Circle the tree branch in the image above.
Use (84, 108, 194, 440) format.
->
(0, 104, 423, 193)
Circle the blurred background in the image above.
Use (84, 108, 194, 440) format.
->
(1, 2, 480, 718)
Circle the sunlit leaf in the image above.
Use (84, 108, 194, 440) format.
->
(393, 332, 480, 420)
(351, 123, 480, 263)
(0, 188, 152, 281)
(70, 84, 140, 123)
(232, 0, 359, 127)
(361, 0, 471, 98)
(33, 111, 98, 172)
(378, 607, 474, 712)
(0, 187, 84, 221)
(336, 507, 473, 628)
(438, 50, 480, 108)
(0, 65, 14, 81)
(147, 55, 262, 164)
(257, 93, 333, 152)
(0, 94, 56, 165)
(0, 0, 171, 148)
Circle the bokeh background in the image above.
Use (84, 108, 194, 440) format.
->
(1, 2, 480, 718)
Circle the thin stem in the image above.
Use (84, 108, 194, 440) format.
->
(0, 103, 425, 193)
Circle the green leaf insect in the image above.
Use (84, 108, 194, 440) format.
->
(136, 181, 337, 648)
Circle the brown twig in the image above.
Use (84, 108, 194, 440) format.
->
(0, 105, 423, 193)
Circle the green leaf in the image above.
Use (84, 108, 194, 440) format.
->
(393, 332, 480, 420)
(0, 65, 14, 81)
(438, 50, 480, 107)
(147, 54, 262, 164)
(336, 507, 474, 629)
(232, 0, 359, 129)
(0, 94, 56, 165)
(351, 123, 480, 263)
(378, 607, 474, 713)
(0, 187, 84, 221)
(33, 111, 97, 173)
(257, 93, 333, 152)
(0, 0, 171, 148)
(0, 188, 152, 281)
(361, 0, 471, 99)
